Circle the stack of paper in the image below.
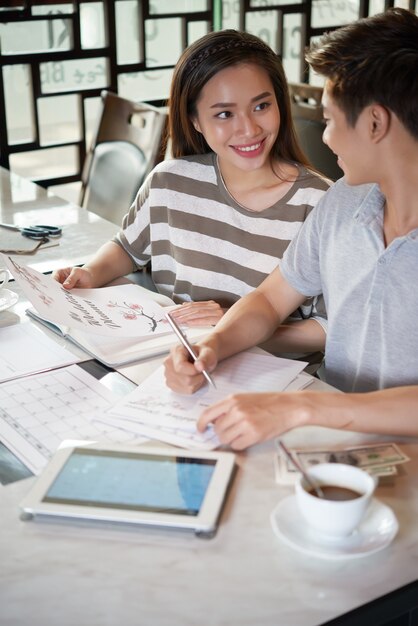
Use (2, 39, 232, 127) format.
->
(100, 351, 309, 450)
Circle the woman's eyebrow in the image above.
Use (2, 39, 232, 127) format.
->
(210, 91, 273, 109)
(251, 91, 273, 102)
(210, 101, 236, 109)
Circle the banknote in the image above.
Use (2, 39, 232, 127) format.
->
(292, 443, 409, 470)
(274, 442, 409, 484)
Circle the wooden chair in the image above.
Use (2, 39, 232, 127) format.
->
(289, 82, 343, 181)
(79, 90, 168, 225)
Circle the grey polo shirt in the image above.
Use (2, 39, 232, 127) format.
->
(280, 178, 418, 392)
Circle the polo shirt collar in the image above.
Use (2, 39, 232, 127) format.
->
(354, 183, 418, 241)
(354, 184, 385, 226)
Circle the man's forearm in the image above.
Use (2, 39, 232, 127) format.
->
(304, 386, 418, 437)
(203, 267, 308, 362)
(205, 288, 283, 361)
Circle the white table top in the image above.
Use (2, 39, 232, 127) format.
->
(0, 197, 417, 625)
(1, 297, 418, 625)
(1, 425, 417, 626)
(0, 166, 118, 275)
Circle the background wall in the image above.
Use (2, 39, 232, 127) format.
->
(0, 0, 416, 203)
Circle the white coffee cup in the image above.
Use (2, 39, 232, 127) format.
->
(0, 268, 8, 292)
(295, 463, 377, 538)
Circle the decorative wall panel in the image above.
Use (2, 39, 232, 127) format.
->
(0, 0, 415, 190)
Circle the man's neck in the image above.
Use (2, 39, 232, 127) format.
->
(382, 187, 418, 246)
(378, 140, 418, 245)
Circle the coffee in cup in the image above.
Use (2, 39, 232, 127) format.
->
(295, 463, 377, 537)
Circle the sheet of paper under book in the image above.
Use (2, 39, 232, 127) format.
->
(0, 323, 82, 383)
(99, 350, 309, 450)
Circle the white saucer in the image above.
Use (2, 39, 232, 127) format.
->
(0, 288, 19, 312)
(271, 495, 398, 560)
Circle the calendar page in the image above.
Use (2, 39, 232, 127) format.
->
(0, 365, 145, 474)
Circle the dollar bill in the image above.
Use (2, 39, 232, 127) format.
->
(274, 442, 409, 484)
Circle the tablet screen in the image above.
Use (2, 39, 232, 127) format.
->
(42, 448, 216, 516)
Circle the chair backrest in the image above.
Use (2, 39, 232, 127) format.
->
(289, 82, 343, 181)
(79, 90, 168, 225)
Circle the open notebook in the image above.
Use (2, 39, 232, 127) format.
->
(26, 283, 210, 367)
(3, 255, 211, 366)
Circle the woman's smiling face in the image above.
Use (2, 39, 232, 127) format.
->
(192, 63, 281, 177)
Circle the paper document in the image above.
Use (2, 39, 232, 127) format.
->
(0, 230, 57, 254)
(103, 351, 308, 450)
(283, 372, 314, 392)
(0, 365, 146, 474)
(0, 323, 82, 383)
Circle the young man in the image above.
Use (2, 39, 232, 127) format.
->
(164, 8, 418, 450)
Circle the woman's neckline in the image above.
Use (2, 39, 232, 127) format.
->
(215, 155, 300, 213)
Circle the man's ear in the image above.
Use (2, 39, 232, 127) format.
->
(369, 104, 390, 142)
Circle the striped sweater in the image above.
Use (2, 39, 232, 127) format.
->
(115, 152, 329, 318)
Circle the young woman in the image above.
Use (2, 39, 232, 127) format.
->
(53, 30, 329, 353)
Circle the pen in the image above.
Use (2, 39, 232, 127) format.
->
(165, 311, 216, 388)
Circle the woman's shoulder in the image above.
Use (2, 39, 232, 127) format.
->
(152, 153, 217, 182)
(296, 165, 332, 191)
(281, 164, 330, 209)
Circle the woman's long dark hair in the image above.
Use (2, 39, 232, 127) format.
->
(168, 29, 310, 168)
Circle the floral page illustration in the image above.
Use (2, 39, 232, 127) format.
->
(3, 254, 170, 337)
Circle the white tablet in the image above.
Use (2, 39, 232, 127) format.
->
(19, 443, 236, 537)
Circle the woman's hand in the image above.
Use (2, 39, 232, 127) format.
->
(51, 266, 95, 289)
(197, 392, 308, 450)
(52, 242, 136, 290)
(169, 301, 225, 327)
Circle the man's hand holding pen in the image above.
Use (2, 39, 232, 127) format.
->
(164, 340, 218, 395)
(164, 339, 295, 451)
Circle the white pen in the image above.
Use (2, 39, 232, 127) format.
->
(165, 311, 216, 388)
